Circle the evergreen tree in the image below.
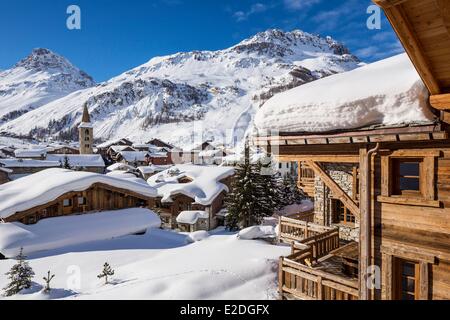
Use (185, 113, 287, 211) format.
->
(3, 248, 35, 297)
(42, 270, 55, 293)
(279, 175, 294, 206)
(97, 262, 115, 285)
(62, 156, 72, 169)
(225, 145, 282, 230)
(289, 176, 305, 204)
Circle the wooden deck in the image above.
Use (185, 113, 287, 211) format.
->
(278, 217, 360, 300)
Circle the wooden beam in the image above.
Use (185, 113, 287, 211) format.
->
(383, 5, 441, 94)
(430, 93, 450, 110)
(278, 155, 359, 163)
(306, 160, 360, 219)
(419, 261, 429, 300)
(435, 0, 450, 38)
(372, 0, 409, 9)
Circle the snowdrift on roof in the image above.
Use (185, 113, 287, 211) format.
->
(0, 168, 157, 219)
(254, 54, 436, 134)
(0, 208, 161, 258)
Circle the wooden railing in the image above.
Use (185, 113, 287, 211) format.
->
(278, 217, 358, 300)
(279, 257, 359, 300)
(294, 228, 340, 262)
(278, 216, 334, 243)
(298, 177, 315, 197)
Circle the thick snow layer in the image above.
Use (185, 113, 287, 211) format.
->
(254, 54, 436, 133)
(238, 226, 277, 240)
(176, 211, 209, 225)
(0, 168, 157, 219)
(185, 230, 210, 243)
(105, 171, 149, 185)
(46, 154, 105, 168)
(118, 151, 150, 162)
(106, 163, 135, 172)
(0, 159, 60, 168)
(0, 227, 289, 300)
(0, 209, 161, 258)
(137, 165, 172, 175)
(148, 164, 235, 206)
(14, 148, 47, 158)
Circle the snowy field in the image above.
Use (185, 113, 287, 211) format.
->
(0, 227, 289, 300)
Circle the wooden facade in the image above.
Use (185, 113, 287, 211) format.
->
(254, 0, 450, 300)
(3, 183, 156, 225)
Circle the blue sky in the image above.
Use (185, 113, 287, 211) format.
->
(0, 0, 403, 82)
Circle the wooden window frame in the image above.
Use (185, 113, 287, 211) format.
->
(332, 198, 356, 226)
(378, 150, 440, 207)
(381, 245, 434, 300)
(393, 258, 420, 300)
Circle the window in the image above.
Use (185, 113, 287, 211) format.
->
(332, 199, 355, 226)
(85, 129, 90, 135)
(63, 199, 72, 207)
(85, 136, 90, 142)
(378, 150, 440, 207)
(392, 159, 422, 196)
(279, 163, 282, 169)
(394, 258, 420, 300)
(86, 144, 90, 149)
(78, 197, 86, 205)
(27, 216, 36, 224)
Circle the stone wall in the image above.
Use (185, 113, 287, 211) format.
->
(313, 163, 359, 242)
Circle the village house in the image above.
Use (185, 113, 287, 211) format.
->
(137, 164, 173, 180)
(253, 0, 450, 300)
(0, 166, 12, 184)
(46, 144, 80, 155)
(46, 154, 105, 174)
(0, 158, 61, 180)
(0, 168, 157, 226)
(14, 147, 47, 160)
(147, 164, 235, 232)
(145, 138, 174, 150)
(116, 151, 151, 167)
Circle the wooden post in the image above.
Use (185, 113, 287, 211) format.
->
(359, 147, 369, 300)
(419, 262, 429, 300)
(278, 257, 285, 300)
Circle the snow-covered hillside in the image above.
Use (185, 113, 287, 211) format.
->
(0, 48, 95, 124)
(0, 30, 361, 148)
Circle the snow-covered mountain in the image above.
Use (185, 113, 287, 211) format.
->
(0, 48, 95, 124)
(0, 30, 362, 148)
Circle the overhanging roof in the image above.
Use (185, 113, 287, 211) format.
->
(374, 0, 450, 111)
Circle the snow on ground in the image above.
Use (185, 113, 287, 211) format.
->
(238, 226, 277, 240)
(254, 54, 436, 134)
(0, 209, 161, 258)
(0, 227, 289, 300)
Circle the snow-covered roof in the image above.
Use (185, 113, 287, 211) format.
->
(106, 171, 149, 186)
(147, 164, 235, 206)
(0, 168, 157, 219)
(118, 151, 150, 162)
(106, 162, 135, 172)
(78, 122, 93, 129)
(0, 158, 61, 168)
(254, 54, 436, 134)
(0, 208, 161, 258)
(137, 165, 173, 175)
(176, 211, 209, 225)
(0, 167, 12, 174)
(46, 154, 105, 168)
(14, 148, 47, 158)
(109, 145, 134, 153)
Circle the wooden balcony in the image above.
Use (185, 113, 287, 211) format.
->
(298, 177, 315, 197)
(278, 217, 359, 300)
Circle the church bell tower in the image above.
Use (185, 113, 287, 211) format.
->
(78, 104, 94, 154)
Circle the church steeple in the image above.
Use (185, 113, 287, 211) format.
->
(82, 103, 91, 123)
(78, 104, 94, 154)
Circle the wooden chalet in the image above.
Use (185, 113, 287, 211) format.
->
(253, 0, 450, 300)
(0, 169, 157, 226)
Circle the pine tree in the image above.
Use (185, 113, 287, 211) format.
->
(42, 270, 55, 293)
(279, 175, 294, 206)
(97, 262, 115, 285)
(3, 248, 35, 297)
(225, 144, 258, 230)
(62, 156, 72, 169)
(289, 176, 305, 204)
(225, 145, 282, 229)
